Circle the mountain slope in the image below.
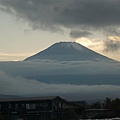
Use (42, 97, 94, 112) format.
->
(24, 42, 113, 61)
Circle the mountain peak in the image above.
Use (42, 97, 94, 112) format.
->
(56, 42, 83, 51)
(24, 42, 113, 61)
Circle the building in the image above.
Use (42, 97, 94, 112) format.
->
(0, 96, 82, 120)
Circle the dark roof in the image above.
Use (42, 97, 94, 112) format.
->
(0, 96, 61, 102)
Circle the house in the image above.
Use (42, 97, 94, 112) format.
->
(0, 96, 82, 120)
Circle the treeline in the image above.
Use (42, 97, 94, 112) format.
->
(89, 97, 120, 117)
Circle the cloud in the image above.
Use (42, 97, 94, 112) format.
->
(0, 70, 120, 100)
(76, 37, 104, 50)
(104, 36, 120, 52)
(1, 0, 120, 52)
(0, 53, 32, 61)
(104, 27, 120, 36)
(0, 60, 120, 78)
(76, 36, 120, 53)
(0, 60, 120, 91)
(0, 0, 120, 32)
(0, 0, 120, 51)
(0, 60, 120, 100)
(70, 30, 92, 39)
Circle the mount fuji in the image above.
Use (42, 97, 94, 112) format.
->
(25, 42, 114, 62)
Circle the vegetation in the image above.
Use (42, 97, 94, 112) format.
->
(89, 97, 120, 118)
(103, 97, 120, 117)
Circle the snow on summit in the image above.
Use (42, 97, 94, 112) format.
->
(70, 42, 83, 51)
(60, 42, 83, 51)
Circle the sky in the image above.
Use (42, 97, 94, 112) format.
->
(0, 0, 120, 61)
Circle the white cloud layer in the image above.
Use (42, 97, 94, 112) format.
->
(0, 70, 120, 100)
(0, 60, 120, 100)
(0, 60, 120, 76)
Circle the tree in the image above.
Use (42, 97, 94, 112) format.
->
(104, 97, 112, 109)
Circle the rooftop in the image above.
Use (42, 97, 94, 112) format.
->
(0, 96, 61, 102)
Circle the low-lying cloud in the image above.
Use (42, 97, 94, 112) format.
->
(0, 70, 120, 100)
(0, 60, 120, 77)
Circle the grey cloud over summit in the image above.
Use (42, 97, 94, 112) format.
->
(0, 0, 120, 32)
(70, 30, 92, 38)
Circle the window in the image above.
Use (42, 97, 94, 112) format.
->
(9, 104, 12, 109)
(22, 103, 25, 107)
(37, 102, 48, 107)
(59, 102, 61, 108)
(26, 104, 36, 109)
(15, 104, 18, 109)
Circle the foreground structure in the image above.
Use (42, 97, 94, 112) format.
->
(0, 96, 83, 120)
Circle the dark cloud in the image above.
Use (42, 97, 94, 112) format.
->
(1, 0, 120, 51)
(59, 0, 120, 29)
(103, 27, 120, 36)
(104, 37, 120, 52)
(70, 30, 92, 38)
(0, 0, 120, 31)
